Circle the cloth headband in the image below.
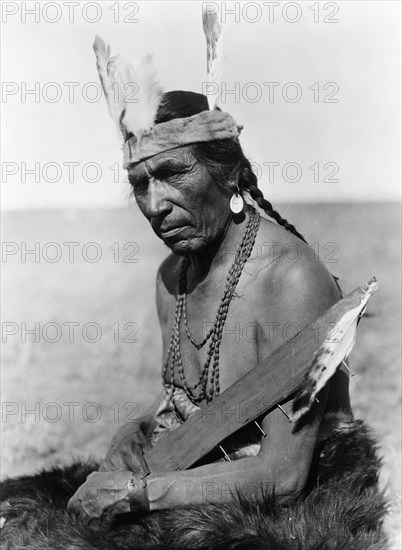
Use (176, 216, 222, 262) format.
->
(122, 110, 242, 168)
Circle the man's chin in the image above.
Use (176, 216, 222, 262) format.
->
(163, 236, 208, 255)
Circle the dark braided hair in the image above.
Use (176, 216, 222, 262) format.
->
(238, 165, 307, 243)
(192, 139, 308, 244)
(153, 90, 307, 243)
(190, 139, 344, 296)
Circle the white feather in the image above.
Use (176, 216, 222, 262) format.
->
(123, 54, 164, 137)
(292, 277, 378, 421)
(93, 35, 163, 140)
(93, 35, 125, 138)
(202, 7, 224, 109)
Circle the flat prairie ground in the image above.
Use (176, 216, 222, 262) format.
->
(1, 203, 401, 546)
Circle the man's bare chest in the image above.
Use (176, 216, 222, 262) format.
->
(160, 284, 265, 394)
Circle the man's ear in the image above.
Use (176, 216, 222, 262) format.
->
(226, 177, 241, 196)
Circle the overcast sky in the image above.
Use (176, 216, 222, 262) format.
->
(1, 0, 400, 209)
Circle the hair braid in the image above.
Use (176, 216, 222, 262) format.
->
(239, 165, 308, 244)
(192, 140, 308, 244)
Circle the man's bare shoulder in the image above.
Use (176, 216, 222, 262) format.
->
(245, 217, 341, 328)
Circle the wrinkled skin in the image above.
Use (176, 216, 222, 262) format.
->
(128, 147, 236, 256)
(68, 145, 349, 524)
(68, 471, 133, 528)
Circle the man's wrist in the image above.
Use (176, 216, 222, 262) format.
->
(127, 472, 150, 513)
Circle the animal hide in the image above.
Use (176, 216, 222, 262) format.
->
(0, 419, 388, 549)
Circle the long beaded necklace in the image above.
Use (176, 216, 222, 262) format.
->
(161, 207, 261, 404)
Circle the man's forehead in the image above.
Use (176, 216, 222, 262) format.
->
(129, 147, 195, 177)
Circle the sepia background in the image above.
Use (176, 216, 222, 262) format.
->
(1, 1, 401, 546)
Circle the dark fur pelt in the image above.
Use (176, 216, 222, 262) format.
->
(1, 420, 388, 550)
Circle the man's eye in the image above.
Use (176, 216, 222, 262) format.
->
(157, 169, 183, 181)
(130, 177, 148, 193)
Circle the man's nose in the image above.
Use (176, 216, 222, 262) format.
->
(146, 178, 172, 218)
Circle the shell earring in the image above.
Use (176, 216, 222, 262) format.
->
(230, 187, 244, 214)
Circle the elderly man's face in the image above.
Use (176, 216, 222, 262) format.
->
(128, 146, 232, 255)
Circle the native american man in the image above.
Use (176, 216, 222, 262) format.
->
(66, 88, 351, 523)
(0, 29, 387, 550)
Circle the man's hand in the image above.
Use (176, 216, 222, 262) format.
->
(67, 471, 133, 528)
(98, 437, 150, 474)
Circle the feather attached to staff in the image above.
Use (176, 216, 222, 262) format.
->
(292, 277, 378, 421)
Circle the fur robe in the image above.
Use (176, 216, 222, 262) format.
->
(0, 420, 388, 550)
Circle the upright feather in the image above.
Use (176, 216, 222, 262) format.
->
(123, 54, 164, 137)
(291, 277, 378, 421)
(202, 7, 224, 109)
(93, 35, 126, 139)
(93, 35, 163, 140)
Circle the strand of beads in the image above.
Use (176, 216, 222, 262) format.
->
(161, 207, 261, 404)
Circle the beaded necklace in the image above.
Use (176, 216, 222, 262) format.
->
(161, 207, 261, 404)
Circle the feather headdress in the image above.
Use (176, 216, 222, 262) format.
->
(202, 6, 224, 109)
(93, 35, 163, 140)
(93, 15, 241, 165)
(292, 277, 378, 421)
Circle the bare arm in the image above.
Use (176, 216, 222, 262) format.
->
(69, 252, 342, 521)
(146, 255, 340, 509)
(68, 390, 327, 521)
(147, 391, 327, 508)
